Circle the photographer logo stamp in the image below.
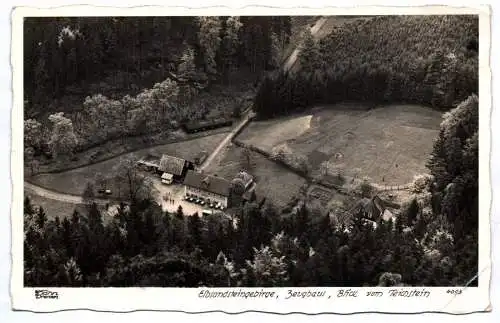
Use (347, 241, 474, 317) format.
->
(34, 290, 59, 300)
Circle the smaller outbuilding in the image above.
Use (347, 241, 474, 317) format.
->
(161, 172, 174, 185)
(182, 118, 233, 133)
(235, 170, 254, 190)
(158, 154, 193, 184)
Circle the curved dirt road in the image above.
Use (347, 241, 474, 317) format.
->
(24, 182, 110, 204)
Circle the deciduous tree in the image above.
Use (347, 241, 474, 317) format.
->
(24, 119, 44, 151)
(113, 157, 155, 203)
(244, 245, 288, 287)
(48, 112, 79, 158)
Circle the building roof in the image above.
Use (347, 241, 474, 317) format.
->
(382, 209, 394, 221)
(159, 154, 186, 175)
(354, 196, 385, 219)
(236, 171, 254, 188)
(161, 173, 173, 180)
(184, 118, 232, 132)
(183, 170, 231, 197)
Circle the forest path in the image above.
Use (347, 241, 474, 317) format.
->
(198, 111, 254, 171)
(283, 17, 328, 73)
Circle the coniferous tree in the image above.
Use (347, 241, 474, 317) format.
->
(406, 198, 420, 226)
(187, 212, 203, 248)
(36, 206, 47, 229)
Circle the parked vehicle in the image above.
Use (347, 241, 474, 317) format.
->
(161, 172, 174, 185)
(202, 210, 213, 217)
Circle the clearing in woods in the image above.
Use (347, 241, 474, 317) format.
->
(25, 191, 122, 224)
(24, 191, 86, 220)
(237, 103, 442, 185)
(204, 143, 307, 209)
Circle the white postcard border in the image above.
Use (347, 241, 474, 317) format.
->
(10, 4, 492, 314)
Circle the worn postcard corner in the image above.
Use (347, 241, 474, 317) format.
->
(11, 4, 491, 314)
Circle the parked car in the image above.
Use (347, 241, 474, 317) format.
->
(104, 189, 112, 195)
(202, 210, 213, 217)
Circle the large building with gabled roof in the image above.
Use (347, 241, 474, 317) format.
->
(183, 170, 232, 208)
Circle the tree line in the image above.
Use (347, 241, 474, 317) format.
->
(23, 194, 468, 287)
(254, 15, 478, 119)
(24, 95, 478, 287)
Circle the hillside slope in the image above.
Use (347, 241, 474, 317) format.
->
(255, 15, 479, 118)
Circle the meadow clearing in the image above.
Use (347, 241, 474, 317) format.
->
(204, 143, 308, 209)
(237, 103, 442, 185)
(25, 191, 86, 220)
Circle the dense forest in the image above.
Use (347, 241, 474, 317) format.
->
(24, 16, 291, 160)
(254, 15, 478, 118)
(24, 95, 478, 287)
(24, 16, 291, 104)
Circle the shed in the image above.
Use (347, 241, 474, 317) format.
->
(161, 172, 174, 184)
(235, 170, 254, 190)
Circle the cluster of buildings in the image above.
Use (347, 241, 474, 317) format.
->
(329, 195, 397, 230)
(137, 154, 254, 209)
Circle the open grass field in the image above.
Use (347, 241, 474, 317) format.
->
(205, 143, 307, 209)
(25, 191, 85, 220)
(28, 133, 228, 197)
(237, 103, 442, 186)
(26, 192, 120, 225)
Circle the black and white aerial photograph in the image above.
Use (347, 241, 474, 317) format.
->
(22, 14, 479, 288)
